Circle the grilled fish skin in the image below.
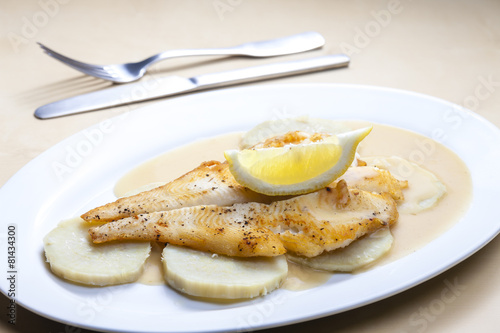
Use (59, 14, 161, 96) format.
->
(81, 160, 267, 223)
(89, 211, 285, 257)
(89, 181, 398, 257)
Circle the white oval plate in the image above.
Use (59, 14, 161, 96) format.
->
(1, 84, 500, 333)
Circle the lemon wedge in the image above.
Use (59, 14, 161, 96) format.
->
(224, 127, 372, 195)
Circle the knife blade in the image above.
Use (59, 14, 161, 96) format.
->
(35, 54, 350, 119)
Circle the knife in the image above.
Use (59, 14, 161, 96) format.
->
(35, 54, 350, 119)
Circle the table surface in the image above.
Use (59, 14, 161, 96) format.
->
(1, 0, 500, 332)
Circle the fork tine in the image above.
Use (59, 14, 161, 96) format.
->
(42, 50, 120, 80)
(42, 50, 99, 75)
(81, 66, 113, 75)
(65, 64, 120, 80)
(38, 43, 106, 71)
(40, 51, 112, 79)
(42, 49, 100, 72)
(38, 45, 122, 80)
(49, 60, 103, 78)
(81, 70, 119, 79)
(37, 43, 93, 67)
(43, 50, 103, 71)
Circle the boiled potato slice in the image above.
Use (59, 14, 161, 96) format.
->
(240, 116, 351, 149)
(364, 156, 446, 214)
(286, 227, 393, 272)
(162, 244, 288, 299)
(44, 218, 151, 286)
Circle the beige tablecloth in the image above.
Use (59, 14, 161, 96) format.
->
(1, 0, 500, 332)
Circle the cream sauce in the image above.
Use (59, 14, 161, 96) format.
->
(348, 121, 472, 270)
(115, 122, 472, 288)
(281, 261, 332, 291)
(136, 242, 165, 285)
(114, 134, 242, 197)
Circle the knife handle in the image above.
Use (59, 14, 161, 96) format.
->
(191, 54, 350, 88)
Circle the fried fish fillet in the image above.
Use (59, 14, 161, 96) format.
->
(81, 163, 405, 224)
(338, 166, 408, 201)
(89, 213, 284, 257)
(81, 161, 268, 223)
(250, 131, 332, 148)
(89, 181, 398, 257)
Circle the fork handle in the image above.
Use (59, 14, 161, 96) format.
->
(143, 48, 239, 66)
(141, 31, 326, 68)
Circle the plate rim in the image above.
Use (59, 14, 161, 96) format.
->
(1, 82, 500, 333)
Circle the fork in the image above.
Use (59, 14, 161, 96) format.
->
(38, 31, 325, 83)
